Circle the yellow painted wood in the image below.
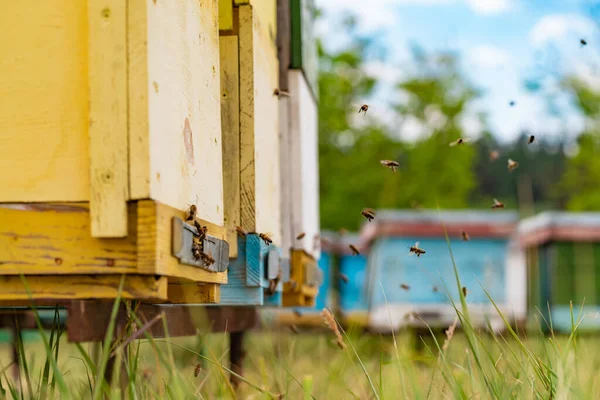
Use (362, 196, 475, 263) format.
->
(238, 5, 281, 243)
(88, 0, 129, 237)
(128, 0, 150, 199)
(234, 0, 276, 44)
(129, 0, 225, 227)
(136, 200, 228, 284)
(275, 311, 323, 327)
(219, 0, 234, 31)
(220, 35, 241, 258)
(0, 203, 138, 276)
(282, 249, 318, 306)
(0, 275, 168, 302)
(0, 1, 89, 202)
(162, 282, 220, 304)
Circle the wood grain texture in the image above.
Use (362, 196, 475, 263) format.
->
(219, 36, 241, 258)
(245, 234, 266, 287)
(128, 0, 150, 199)
(0, 275, 167, 302)
(219, 0, 234, 30)
(238, 5, 281, 244)
(164, 282, 220, 304)
(234, 0, 277, 45)
(136, 200, 228, 284)
(132, 0, 225, 225)
(0, 203, 137, 275)
(288, 70, 320, 258)
(88, 0, 129, 237)
(218, 236, 264, 305)
(0, 1, 89, 202)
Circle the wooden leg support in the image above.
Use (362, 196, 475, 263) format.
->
(229, 331, 246, 389)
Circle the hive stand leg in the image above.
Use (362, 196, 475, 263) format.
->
(229, 331, 246, 388)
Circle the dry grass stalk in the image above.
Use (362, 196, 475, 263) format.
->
(321, 308, 346, 349)
(442, 316, 459, 352)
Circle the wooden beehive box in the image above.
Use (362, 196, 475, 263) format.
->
(518, 212, 600, 332)
(0, 0, 229, 304)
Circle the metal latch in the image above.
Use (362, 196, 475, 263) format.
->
(171, 217, 229, 273)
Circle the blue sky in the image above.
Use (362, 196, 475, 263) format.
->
(315, 0, 600, 144)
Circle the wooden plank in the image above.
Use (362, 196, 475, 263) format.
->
(0, 275, 167, 302)
(0, 1, 89, 202)
(128, 0, 150, 199)
(164, 282, 220, 304)
(219, 237, 264, 305)
(234, 0, 277, 45)
(290, 0, 318, 98)
(238, 4, 282, 243)
(88, 0, 129, 237)
(282, 249, 318, 306)
(136, 200, 228, 284)
(219, 0, 234, 30)
(289, 70, 320, 258)
(219, 36, 241, 258)
(0, 203, 138, 276)
(129, 0, 225, 226)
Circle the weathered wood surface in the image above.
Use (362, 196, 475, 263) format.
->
(238, 4, 282, 244)
(0, 201, 227, 284)
(88, 0, 129, 237)
(0, 1, 89, 202)
(282, 249, 318, 307)
(219, 0, 234, 30)
(220, 35, 241, 258)
(128, 0, 224, 227)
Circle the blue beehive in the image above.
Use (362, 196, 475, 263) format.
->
(361, 210, 524, 333)
(337, 233, 369, 327)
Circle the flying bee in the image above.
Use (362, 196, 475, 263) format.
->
(409, 242, 426, 257)
(489, 150, 500, 161)
(340, 273, 349, 284)
(527, 135, 535, 145)
(509, 100, 516, 107)
(507, 158, 519, 172)
(258, 232, 273, 246)
(432, 285, 439, 293)
(289, 325, 300, 334)
(273, 88, 291, 98)
(293, 309, 302, 317)
(581, 38, 587, 46)
(462, 231, 470, 241)
(358, 104, 369, 114)
(194, 364, 202, 377)
(235, 226, 247, 237)
(491, 198, 504, 210)
(296, 232, 306, 240)
(349, 244, 360, 256)
(186, 205, 197, 221)
(462, 286, 468, 297)
(267, 269, 282, 295)
(400, 283, 410, 291)
(361, 208, 376, 222)
(449, 137, 471, 147)
(380, 160, 399, 172)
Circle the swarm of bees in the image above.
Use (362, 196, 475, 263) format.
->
(507, 158, 519, 172)
(449, 137, 471, 147)
(358, 104, 369, 114)
(380, 159, 400, 172)
(409, 242, 426, 257)
(361, 208, 376, 222)
(186, 206, 214, 266)
(273, 88, 291, 98)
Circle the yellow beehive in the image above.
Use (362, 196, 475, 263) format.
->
(0, 0, 229, 304)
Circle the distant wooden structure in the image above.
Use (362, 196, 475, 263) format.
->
(518, 212, 600, 332)
(361, 210, 526, 333)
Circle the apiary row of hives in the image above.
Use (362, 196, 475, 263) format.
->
(0, 0, 320, 308)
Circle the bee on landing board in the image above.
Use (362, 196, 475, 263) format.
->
(349, 244, 360, 256)
(273, 88, 291, 98)
(409, 242, 426, 257)
(361, 208, 376, 222)
(491, 198, 504, 210)
(380, 160, 400, 172)
(462, 231, 470, 241)
(258, 233, 273, 246)
(235, 226, 247, 237)
(507, 158, 519, 172)
(358, 104, 369, 115)
(400, 283, 410, 291)
(296, 232, 306, 240)
(527, 135, 535, 145)
(186, 205, 197, 221)
(449, 137, 471, 147)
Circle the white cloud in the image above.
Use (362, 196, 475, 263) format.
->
(467, 45, 511, 68)
(464, 0, 512, 15)
(363, 61, 404, 85)
(573, 62, 600, 90)
(529, 14, 595, 47)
